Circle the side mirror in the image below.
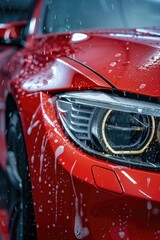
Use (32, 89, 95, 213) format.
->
(0, 21, 27, 45)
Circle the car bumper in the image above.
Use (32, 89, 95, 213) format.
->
(19, 91, 160, 240)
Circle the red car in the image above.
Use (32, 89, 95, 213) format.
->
(1, 0, 160, 239)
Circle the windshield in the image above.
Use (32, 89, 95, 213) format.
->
(0, 0, 35, 23)
(43, 0, 160, 34)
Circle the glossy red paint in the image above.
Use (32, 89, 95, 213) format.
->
(30, 31, 160, 97)
(16, 91, 160, 240)
(92, 166, 123, 194)
(0, 210, 9, 240)
(0, 0, 160, 239)
(0, 21, 27, 40)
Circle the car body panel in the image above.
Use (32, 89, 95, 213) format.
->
(13, 90, 160, 239)
(0, 21, 27, 40)
(1, 34, 160, 240)
(29, 31, 160, 97)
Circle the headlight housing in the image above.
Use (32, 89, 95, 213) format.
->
(56, 91, 160, 170)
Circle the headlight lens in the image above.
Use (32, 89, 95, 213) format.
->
(56, 91, 160, 170)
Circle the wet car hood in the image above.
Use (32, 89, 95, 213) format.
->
(57, 28, 160, 97)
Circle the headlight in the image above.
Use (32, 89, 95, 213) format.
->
(56, 91, 160, 170)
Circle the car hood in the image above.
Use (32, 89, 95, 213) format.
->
(45, 29, 160, 97)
